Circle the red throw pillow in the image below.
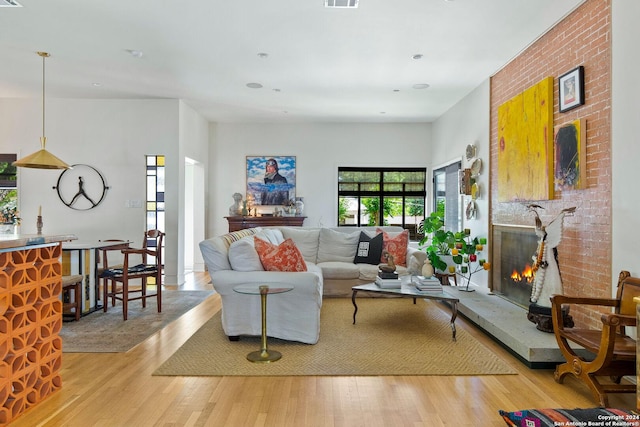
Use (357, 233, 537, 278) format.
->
(377, 228, 409, 266)
(254, 237, 307, 272)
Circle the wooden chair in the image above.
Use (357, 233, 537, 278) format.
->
(97, 239, 130, 310)
(101, 230, 165, 320)
(62, 274, 83, 321)
(550, 270, 639, 406)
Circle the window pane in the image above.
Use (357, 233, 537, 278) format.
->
(405, 197, 425, 240)
(0, 154, 17, 188)
(147, 177, 156, 201)
(338, 196, 358, 225)
(383, 183, 403, 192)
(405, 183, 425, 192)
(338, 183, 358, 192)
(157, 167, 165, 192)
(361, 197, 383, 226)
(157, 211, 165, 232)
(146, 211, 156, 229)
(360, 183, 379, 192)
(338, 171, 379, 183)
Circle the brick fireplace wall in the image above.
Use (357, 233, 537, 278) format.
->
(490, 0, 611, 328)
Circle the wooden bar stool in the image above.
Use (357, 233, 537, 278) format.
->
(62, 274, 83, 321)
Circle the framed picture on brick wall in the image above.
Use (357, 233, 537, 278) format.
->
(559, 66, 585, 113)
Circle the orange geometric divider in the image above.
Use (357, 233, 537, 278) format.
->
(0, 244, 64, 425)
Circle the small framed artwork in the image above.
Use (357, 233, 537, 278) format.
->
(246, 156, 296, 206)
(558, 66, 585, 113)
(554, 118, 586, 190)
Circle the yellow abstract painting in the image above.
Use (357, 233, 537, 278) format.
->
(497, 77, 554, 202)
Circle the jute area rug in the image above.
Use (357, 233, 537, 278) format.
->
(60, 290, 215, 353)
(153, 297, 517, 376)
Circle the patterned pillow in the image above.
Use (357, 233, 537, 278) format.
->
(353, 232, 384, 265)
(376, 228, 409, 266)
(254, 237, 307, 272)
(499, 407, 638, 427)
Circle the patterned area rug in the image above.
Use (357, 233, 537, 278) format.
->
(153, 297, 517, 376)
(60, 290, 215, 352)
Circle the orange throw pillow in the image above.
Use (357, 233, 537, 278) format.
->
(254, 237, 307, 272)
(377, 228, 409, 266)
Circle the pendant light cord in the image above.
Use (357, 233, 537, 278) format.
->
(42, 52, 45, 140)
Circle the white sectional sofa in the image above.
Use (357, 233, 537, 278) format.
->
(199, 226, 426, 344)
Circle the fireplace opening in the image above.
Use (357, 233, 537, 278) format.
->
(492, 224, 538, 308)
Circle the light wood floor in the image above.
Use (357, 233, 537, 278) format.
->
(12, 272, 636, 427)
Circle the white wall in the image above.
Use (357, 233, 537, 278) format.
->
(208, 123, 431, 237)
(611, 0, 640, 280)
(430, 81, 491, 288)
(0, 98, 209, 285)
(176, 101, 209, 279)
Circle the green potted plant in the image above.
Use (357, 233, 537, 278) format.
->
(418, 206, 489, 276)
(418, 209, 458, 272)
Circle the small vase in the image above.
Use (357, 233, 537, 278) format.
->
(421, 260, 434, 277)
(0, 223, 15, 234)
(295, 197, 304, 216)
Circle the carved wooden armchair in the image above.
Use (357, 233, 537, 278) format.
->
(550, 270, 639, 407)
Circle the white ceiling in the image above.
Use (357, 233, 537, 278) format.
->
(0, 0, 584, 123)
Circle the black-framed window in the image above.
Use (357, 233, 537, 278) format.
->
(337, 167, 426, 239)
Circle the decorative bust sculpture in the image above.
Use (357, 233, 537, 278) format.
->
(229, 193, 243, 216)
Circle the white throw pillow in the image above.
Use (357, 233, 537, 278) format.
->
(258, 228, 284, 245)
(227, 229, 286, 271)
(317, 228, 360, 263)
(228, 237, 264, 271)
(280, 227, 320, 264)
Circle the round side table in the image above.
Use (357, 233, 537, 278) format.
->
(233, 284, 293, 363)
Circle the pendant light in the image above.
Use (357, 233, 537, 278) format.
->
(13, 51, 70, 170)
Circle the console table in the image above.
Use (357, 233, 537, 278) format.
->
(225, 216, 306, 232)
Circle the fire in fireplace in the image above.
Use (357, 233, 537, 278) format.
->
(491, 224, 538, 308)
(511, 263, 534, 284)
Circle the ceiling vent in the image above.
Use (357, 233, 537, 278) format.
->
(324, 0, 359, 8)
(0, 0, 22, 6)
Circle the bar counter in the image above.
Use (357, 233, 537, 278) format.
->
(0, 233, 77, 424)
(0, 233, 77, 251)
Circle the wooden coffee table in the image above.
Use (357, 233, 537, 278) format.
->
(351, 282, 460, 341)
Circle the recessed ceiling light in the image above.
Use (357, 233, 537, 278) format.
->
(0, 0, 21, 7)
(92, 82, 102, 87)
(257, 53, 269, 58)
(273, 88, 281, 92)
(393, 89, 400, 92)
(246, 82, 263, 89)
(126, 49, 143, 58)
(324, 0, 359, 8)
(412, 54, 423, 60)
(412, 83, 430, 89)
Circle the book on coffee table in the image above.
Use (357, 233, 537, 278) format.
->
(377, 270, 399, 280)
(414, 276, 443, 292)
(375, 276, 402, 289)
